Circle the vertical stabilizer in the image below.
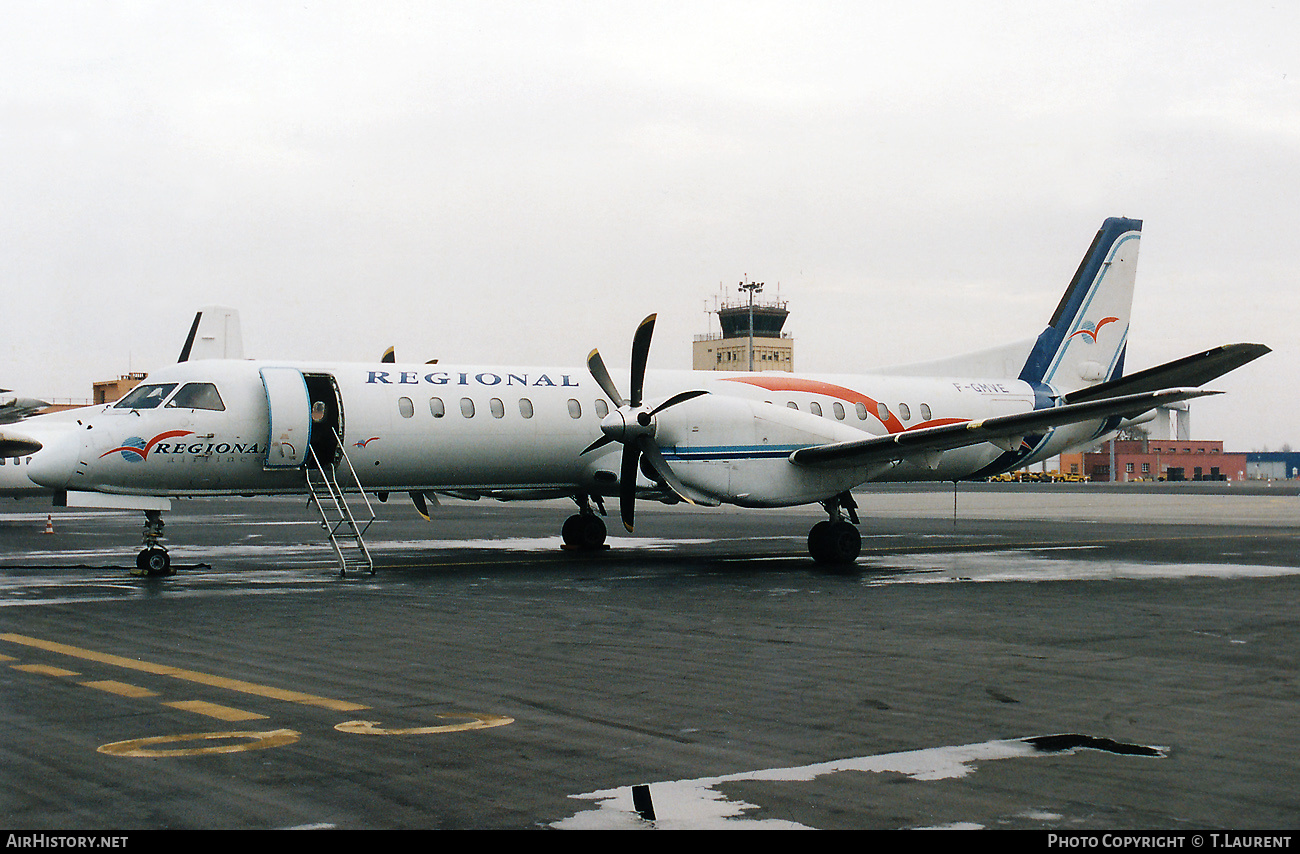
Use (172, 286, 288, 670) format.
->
(178, 307, 244, 362)
(1019, 217, 1141, 392)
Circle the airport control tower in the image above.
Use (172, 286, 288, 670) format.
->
(692, 279, 794, 372)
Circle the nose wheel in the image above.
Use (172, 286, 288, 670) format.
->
(562, 494, 609, 551)
(133, 509, 174, 577)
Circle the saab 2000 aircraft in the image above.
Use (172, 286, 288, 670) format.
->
(0, 218, 1268, 575)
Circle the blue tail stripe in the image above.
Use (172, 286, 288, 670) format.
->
(1018, 217, 1141, 385)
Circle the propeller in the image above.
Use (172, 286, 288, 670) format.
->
(380, 349, 443, 520)
(582, 314, 709, 532)
(382, 347, 437, 365)
(410, 490, 439, 520)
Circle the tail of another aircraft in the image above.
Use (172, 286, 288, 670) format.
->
(178, 306, 244, 362)
(1017, 217, 1141, 392)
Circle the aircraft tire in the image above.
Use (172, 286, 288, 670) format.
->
(809, 520, 860, 565)
(562, 514, 607, 550)
(138, 547, 173, 577)
(808, 521, 831, 562)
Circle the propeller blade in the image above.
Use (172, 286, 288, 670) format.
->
(587, 349, 626, 408)
(650, 389, 708, 416)
(410, 491, 431, 520)
(620, 444, 640, 532)
(581, 434, 615, 455)
(636, 436, 717, 507)
(628, 314, 656, 407)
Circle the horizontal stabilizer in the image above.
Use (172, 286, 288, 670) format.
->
(790, 387, 1218, 470)
(0, 396, 51, 425)
(1063, 343, 1269, 404)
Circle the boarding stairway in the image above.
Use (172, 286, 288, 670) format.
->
(305, 431, 375, 576)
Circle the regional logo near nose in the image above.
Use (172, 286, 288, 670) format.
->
(100, 430, 194, 463)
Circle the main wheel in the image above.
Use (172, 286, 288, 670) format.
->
(138, 547, 173, 576)
(808, 520, 832, 562)
(808, 520, 860, 565)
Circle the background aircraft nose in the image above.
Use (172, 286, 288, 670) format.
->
(26, 429, 84, 490)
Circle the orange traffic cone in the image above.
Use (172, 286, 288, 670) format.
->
(43, 514, 54, 534)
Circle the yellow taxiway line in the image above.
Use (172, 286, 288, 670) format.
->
(0, 633, 369, 712)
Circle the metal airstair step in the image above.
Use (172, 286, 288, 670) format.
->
(304, 430, 375, 577)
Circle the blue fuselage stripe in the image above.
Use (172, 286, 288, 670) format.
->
(663, 445, 805, 461)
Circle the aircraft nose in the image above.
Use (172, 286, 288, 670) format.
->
(26, 429, 84, 490)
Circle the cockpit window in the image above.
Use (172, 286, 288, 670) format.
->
(166, 382, 225, 411)
(113, 383, 178, 410)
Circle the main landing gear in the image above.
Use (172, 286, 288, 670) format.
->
(808, 492, 862, 566)
(561, 493, 609, 551)
(134, 509, 174, 577)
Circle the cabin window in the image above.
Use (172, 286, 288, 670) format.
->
(595, 399, 609, 418)
(489, 398, 505, 418)
(920, 403, 932, 421)
(398, 397, 414, 418)
(809, 402, 822, 417)
(430, 397, 445, 418)
(519, 399, 534, 419)
(786, 401, 799, 410)
(877, 402, 891, 423)
(460, 398, 475, 418)
(167, 382, 225, 411)
(898, 402, 911, 421)
(855, 402, 868, 420)
(567, 399, 582, 419)
(113, 383, 178, 410)
(832, 402, 845, 420)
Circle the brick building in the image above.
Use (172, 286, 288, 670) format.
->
(1082, 439, 1247, 482)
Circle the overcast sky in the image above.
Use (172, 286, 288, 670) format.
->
(2, 1, 1294, 450)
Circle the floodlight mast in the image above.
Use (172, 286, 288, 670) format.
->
(739, 277, 764, 372)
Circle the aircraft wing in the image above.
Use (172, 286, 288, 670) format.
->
(789, 388, 1218, 470)
(0, 427, 43, 456)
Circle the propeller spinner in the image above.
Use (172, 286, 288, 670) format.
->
(582, 315, 708, 532)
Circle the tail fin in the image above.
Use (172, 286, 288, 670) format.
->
(178, 306, 244, 362)
(1018, 217, 1141, 392)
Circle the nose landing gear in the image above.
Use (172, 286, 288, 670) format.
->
(562, 493, 609, 551)
(133, 509, 173, 577)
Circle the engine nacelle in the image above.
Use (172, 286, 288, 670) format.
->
(653, 395, 882, 507)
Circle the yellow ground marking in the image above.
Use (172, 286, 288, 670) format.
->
(12, 663, 80, 677)
(0, 653, 16, 661)
(164, 700, 270, 722)
(335, 713, 515, 735)
(80, 679, 158, 699)
(98, 729, 300, 758)
(0, 633, 368, 712)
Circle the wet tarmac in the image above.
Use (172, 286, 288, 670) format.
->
(2, 483, 1298, 829)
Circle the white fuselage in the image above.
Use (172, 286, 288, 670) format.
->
(16, 358, 1103, 509)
